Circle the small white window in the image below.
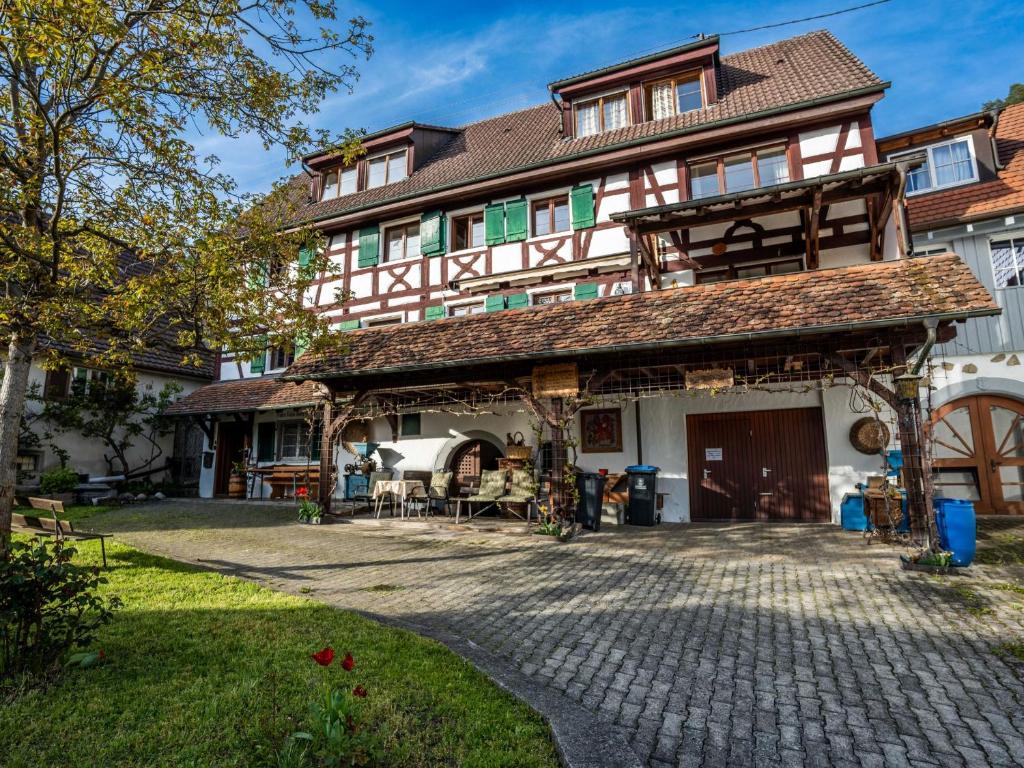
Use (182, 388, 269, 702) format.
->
(533, 289, 572, 305)
(990, 237, 1024, 289)
(449, 303, 485, 317)
(367, 150, 407, 189)
(690, 161, 719, 199)
(890, 137, 977, 195)
(340, 167, 358, 195)
(574, 92, 628, 137)
(915, 242, 952, 257)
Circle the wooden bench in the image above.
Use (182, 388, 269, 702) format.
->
(266, 465, 321, 500)
(12, 498, 110, 567)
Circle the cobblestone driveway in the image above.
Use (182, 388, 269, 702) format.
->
(93, 502, 1024, 767)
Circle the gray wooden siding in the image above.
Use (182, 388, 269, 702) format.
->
(935, 233, 1024, 356)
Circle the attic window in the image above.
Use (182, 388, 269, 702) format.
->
(645, 71, 702, 121)
(574, 92, 629, 137)
(321, 166, 357, 200)
(367, 149, 408, 189)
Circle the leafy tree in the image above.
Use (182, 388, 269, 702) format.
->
(983, 83, 1024, 112)
(38, 376, 182, 480)
(0, 1, 373, 550)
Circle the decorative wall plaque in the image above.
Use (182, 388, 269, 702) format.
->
(531, 363, 579, 398)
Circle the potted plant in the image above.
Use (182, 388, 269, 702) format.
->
(38, 466, 79, 506)
(228, 460, 247, 499)
(296, 486, 322, 525)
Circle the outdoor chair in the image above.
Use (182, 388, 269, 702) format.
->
(456, 469, 506, 523)
(497, 469, 536, 524)
(352, 470, 394, 515)
(405, 470, 454, 519)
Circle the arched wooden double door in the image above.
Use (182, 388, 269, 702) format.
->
(448, 440, 504, 495)
(931, 395, 1024, 514)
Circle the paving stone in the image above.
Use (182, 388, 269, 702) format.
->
(99, 502, 1024, 768)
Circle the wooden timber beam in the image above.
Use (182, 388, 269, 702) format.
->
(190, 415, 216, 450)
(318, 390, 372, 512)
(638, 234, 662, 290)
(806, 187, 823, 270)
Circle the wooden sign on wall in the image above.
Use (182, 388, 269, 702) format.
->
(685, 367, 734, 390)
(532, 363, 579, 398)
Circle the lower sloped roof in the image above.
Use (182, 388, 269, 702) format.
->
(165, 376, 323, 416)
(284, 254, 999, 384)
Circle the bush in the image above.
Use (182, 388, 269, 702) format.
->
(0, 538, 119, 682)
(38, 466, 79, 495)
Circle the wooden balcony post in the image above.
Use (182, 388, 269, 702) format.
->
(318, 399, 333, 514)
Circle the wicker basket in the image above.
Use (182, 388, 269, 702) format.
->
(506, 444, 532, 461)
(849, 417, 890, 455)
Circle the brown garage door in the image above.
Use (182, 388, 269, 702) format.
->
(687, 408, 830, 522)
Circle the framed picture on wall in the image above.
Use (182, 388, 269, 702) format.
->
(580, 408, 623, 453)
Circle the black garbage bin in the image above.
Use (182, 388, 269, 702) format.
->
(626, 465, 659, 526)
(575, 472, 605, 531)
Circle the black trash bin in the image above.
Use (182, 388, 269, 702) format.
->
(575, 472, 605, 531)
(626, 465, 659, 526)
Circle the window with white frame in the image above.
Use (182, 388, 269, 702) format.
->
(364, 315, 403, 327)
(645, 71, 703, 121)
(991, 237, 1024, 288)
(269, 344, 295, 370)
(915, 242, 952, 257)
(384, 222, 420, 262)
(889, 137, 978, 194)
(278, 421, 312, 460)
(367, 150, 407, 189)
(71, 367, 110, 396)
(533, 289, 572, 305)
(448, 302, 485, 317)
(321, 166, 357, 200)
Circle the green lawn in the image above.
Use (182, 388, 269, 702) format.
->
(0, 536, 558, 768)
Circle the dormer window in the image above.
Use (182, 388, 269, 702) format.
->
(645, 71, 702, 121)
(575, 92, 629, 137)
(888, 137, 978, 195)
(321, 166, 357, 200)
(367, 149, 408, 189)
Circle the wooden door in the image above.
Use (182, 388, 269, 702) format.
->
(932, 395, 1024, 514)
(687, 413, 756, 521)
(448, 440, 504, 494)
(214, 422, 247, 496)
(687, 408, 830, 522)
(753, 409, 830, 522)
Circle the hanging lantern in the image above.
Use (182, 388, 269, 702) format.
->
(895, 373, 923, 402)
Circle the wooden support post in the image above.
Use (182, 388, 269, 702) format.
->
(318, 399, 333, 513)
(805, 187, 822, 269)
(548, 396, 567, 519)
(628, 229, 641, 292)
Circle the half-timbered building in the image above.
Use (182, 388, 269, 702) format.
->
(167, 30, 1000, 532)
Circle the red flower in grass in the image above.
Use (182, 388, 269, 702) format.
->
(352, 684, 367, 698)
(296, 486, 309, 498)
(311, 647, 335, 666)
(341, 652, 355, 672)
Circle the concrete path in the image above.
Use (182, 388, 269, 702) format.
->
(91, 501, 1024, 767)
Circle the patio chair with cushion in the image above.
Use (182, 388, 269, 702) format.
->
(456, 469, 506, 523)
(406, 470, 454, 519)
(352, 470, 394, 515)
(497, 469, 537, 524)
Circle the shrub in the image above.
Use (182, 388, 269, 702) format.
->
(0, 538, 119, 682)
(38, 466, 79, 495)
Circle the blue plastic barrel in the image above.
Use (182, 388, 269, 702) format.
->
(841, 493, 868, 531)
(934, 498, 977, 567)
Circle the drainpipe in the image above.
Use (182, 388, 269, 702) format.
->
(989, 108, 1005, 170)
(634, 401, 643, 465)
(908, 318, 939, 376)
(550, 90, 565, 136)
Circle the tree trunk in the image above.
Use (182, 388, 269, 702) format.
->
(0, 334, 36, 552)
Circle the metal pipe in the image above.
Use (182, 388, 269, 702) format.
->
(550, 90, 565, 136)
(989, 108, 1005, 170)
(634, 401, 643, 465)
(908, 318, 938, 376)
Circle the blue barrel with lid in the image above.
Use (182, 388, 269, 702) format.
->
(934, 498, 977, 567)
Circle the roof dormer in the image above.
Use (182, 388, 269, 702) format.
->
(305, 122, 460, 203)
(549, 35, 720, 140)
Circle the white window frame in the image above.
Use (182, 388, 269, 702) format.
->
(366, 148, 408, 189)
(888, 135, 978, 196)
(362, 312, 405, 328)
(573, 88, 631, 138)
(446, 298, 485, 317)
(277, 420, 310, 461)
(989, 233, 1024, 290)
(527, 285, 574, 305)
(914, 242, 952, 257)
(382, 219, 421, 264)
(266, 344, 296, 373)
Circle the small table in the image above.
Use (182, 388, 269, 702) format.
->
(373, 479, 425, 518)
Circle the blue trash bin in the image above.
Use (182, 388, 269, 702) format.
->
(841, 493, 868, 531)
(934, 498, 977, 567)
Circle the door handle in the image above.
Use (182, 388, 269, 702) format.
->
(991, 459, 1002, 472)
(762, 467, 772, 478)
(703, 469, 711, 479)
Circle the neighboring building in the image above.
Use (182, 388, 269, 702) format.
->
(878, 103, 1024, 514)
(18, 341, 213, 487)
(168, 30, 999, 525)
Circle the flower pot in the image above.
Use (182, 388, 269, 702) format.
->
(227, 474, 246, 499)
(299, 518, 322, 525)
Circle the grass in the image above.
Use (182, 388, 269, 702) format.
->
(0, 536, 558, 768)
(950, 583, 994, 617)
(14, 504, 115, 524)
(996, 641, 1024, 662)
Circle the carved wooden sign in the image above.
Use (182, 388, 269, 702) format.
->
(532, 363, 579, 398)
(685, 367, 734, 390)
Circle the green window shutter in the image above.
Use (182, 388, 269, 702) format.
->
(248, 260, 269, 290)
(505, 199, 528, 242)
(574, 282, 599, 300)
(339, 319, 361, 331)
(485, 295, 505, 312)
(295, 333, 308, 358)
(298, 247, 313, 279)
(249, 335, 267, 373)
(506, 292, 529, 309)
(570, 184, 596, 230)
(424, 305, 445, 320)
(256, 422, 276, 463)
(484, 203, 506, 246)
(420, 211, 447, 257)
(357, 226, 380, 268)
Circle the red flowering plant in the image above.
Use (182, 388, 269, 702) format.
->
(295, 486, 322, 525)
(283, 647, 378, 766)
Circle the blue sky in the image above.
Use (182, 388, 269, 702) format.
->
(204, 0, 1024, 194)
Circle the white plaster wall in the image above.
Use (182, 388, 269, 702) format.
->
(799, 124, 841, 157)
(22, 362, 207, 481)
(588, 226, 629, 258)
(491, 243, 522, 274)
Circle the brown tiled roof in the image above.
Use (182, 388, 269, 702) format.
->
(287, 30, 884, 226)
(286, 254, 998, 382)
(41, 336, 215, 381)
(165, 376, 324, 416)
(907, 103, 1024, 229)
